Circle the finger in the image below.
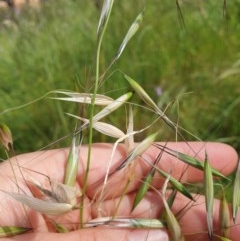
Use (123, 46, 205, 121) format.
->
(0, 142, 237, 237)
(91, 190, 164, 219)
(0, 149, 89, 230)
(86, 142, 238, 198)
(91, 189, 240, 241)
(171, 193, 240, 241)
(6, 228, 169, 241)
(1, 142, 237, 197)
(0, 148, 69, 189)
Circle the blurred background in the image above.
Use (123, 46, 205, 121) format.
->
(0, 0, 239, 157)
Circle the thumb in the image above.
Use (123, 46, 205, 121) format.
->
(10, 228, 169, 241)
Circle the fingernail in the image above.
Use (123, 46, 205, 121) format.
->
(129, 229, 169, 241)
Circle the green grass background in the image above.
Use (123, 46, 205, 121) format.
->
(0, 0, 239, 157)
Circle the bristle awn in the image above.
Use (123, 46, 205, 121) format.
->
(162, 174, 185, 241)
(204, 152, 214, 240)
(175, 0, 186, 31)
(219, 189, 230, 239)
(223, 0, 227, 19)
(97, 124, 157, 213)
(151, 145, 183, 208)
(0, 124, 37, 229)
(0, 123, 22, 194)
(1, 191, 74, 215)
(3, 171, 81, 215)
(80, 94, 132, 224)
(64, 130, 82, 186)
(116, 132, 158, 171)
(148, 149, 194, 201)
(124, 75, 175, 129)
(154, 144, 229, 181)
(125, 104, 134, 153)
(132, 149, 164, 211)
(96, 134, 134, 208)
(161, 189, 177, 216)
(156, 167, 194, 201)
(0, 226, 31, 237)
(232, 158, 240, 222)
(50, 91, 114, 105)
(49, 181, 81, 205)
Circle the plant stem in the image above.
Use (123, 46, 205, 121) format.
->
(80, 0, 115, 228)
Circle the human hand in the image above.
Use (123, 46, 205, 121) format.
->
(0, 142, 238, 241)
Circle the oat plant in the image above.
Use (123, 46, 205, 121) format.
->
(0, 1, 239, 240)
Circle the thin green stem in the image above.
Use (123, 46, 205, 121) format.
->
(80, 1, 115, 228)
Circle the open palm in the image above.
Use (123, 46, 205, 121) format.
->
(0, 142, 238, 241)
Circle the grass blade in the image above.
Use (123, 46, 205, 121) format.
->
(204, 153, 214, 240)
(233, 158, 240, 222)
(0, 226, 31, 237)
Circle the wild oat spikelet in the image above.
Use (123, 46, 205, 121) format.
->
(0, 123, 13, 151)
